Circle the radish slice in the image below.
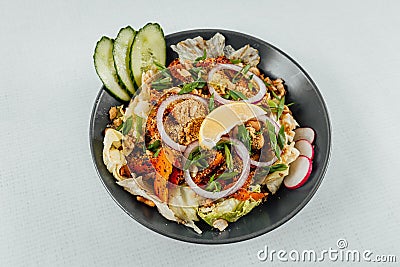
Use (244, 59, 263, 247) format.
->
(294, 127, 315, 143)
(294, 139, 314, 160)
(284, 155, 312, 189)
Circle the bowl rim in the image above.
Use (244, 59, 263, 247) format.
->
(89, 28, 332, 244)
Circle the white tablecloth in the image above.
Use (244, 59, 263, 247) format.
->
(1, 0, 399, 266)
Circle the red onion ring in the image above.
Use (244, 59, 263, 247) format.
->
(156, 94, 208, 152)
(207, 64, 267, 105)
(183, 138, 250, 200)
(250, 155, 277, 167)
(183, 140, 201, 159)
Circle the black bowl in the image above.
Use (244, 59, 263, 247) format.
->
(89, 29, 331, 244)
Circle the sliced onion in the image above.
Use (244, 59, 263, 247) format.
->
(183, 138, 250, 200)
(183, 140, 200, 159)
(207, 64, 267, 105)
(250, 156, 277, 168)
(156, 94, 208, 152)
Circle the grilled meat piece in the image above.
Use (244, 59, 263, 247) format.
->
(127, 156, 154, 176)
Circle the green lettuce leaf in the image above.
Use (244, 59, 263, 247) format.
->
(198, 185, 263, 226)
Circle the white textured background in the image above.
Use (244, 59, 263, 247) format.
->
(1, 0, 399, 266)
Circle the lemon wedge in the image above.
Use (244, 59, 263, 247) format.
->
(199, 102, 267, 149)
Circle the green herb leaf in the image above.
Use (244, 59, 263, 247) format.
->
(160, 68, 172, 78)
(198, 79, 207, 87)
(157, 77, 171, 83)
(277, 96, 285, 119)
(188, 146, 200, 160)
(215, 182, 222, 191)
(286, 102, 295, 107)
(268, 100, 278, 109)
(205, 180, 222, 192)
(277, 125, 286, 150)
(228, 89, 248, 100)
(194, 49, 207, 64)
(229, 58, 242, 64)
(152, 76, 172, 90)
(270, 90, 280, 100)
(227, 91, 238, 100)
(122, 116, 133, 135)
(209, 173, 216, 183)
(242, 64, 251, 75)
(153, 147, 161, 157)
(268, 96, 285, 119)
(153, 60, 166, 70)
(264, 81, 271, 87)
(189, 67, 203, 78)
(216, 171, 239, 180)
(266, 120, 280, 160)
(184, 146, 209, 170)
(232, 64, 251, 83)
(224, 144, 233, 171)
(208, 93, 215, 112)
(205, 173, 218, 192)
(178, 82, 197, 95)
(194, 158, 208, 168)
(116, 123, 123, 131)
(237, 125, 251, 151)
(183, 160, 191, 171)
(152, 83, 172, 90)
(147, 140, 161, 152)
(135, 115, 143, 139)
(222, 93, 230, 99)
(184, 147, 201, 170)
(178, 79, 206, 95)
(248, 82, 253, 91)
(206, 181, 215, 192)
(269, 164, 288, 173)
(266, 121, 276, 142)
(214, 140, 233, 150)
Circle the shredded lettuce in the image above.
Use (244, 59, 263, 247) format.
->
(197, 185, 263, 226)
(261, 168, 288, 194)
(198, 197, 261, 226)
(168, 186, 200, 223)
(117, 178, 202, 234)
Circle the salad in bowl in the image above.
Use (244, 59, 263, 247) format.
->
(94, 23, 317, 234)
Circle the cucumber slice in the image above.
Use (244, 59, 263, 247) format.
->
(94, 37, 131, 102)
(113, 26, 137, 95)
(130, 23, 166, 87)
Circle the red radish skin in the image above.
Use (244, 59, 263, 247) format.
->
(295, 139, 314, 160)
(294, 127, 315, 143)
(284, 156, 312, 189)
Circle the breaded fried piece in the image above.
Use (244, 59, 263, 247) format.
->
(178, 117, 204, 145)
(171, 99, 207, 125)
